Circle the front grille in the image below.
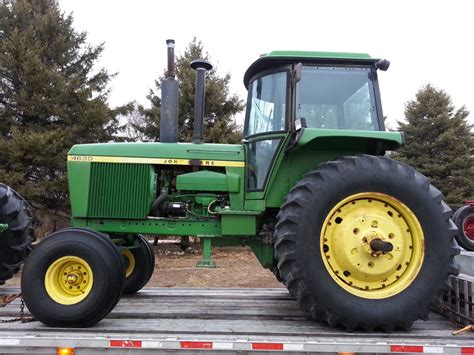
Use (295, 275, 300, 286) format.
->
(88, 163, 155, 219)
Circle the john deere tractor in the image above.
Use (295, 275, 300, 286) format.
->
(21, 40, 459, 331)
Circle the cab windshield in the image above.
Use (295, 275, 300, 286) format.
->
(244, 71, 287, 137)
(296, 66, 378, 130)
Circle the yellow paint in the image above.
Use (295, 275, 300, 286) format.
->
(122, 249, 136, 278)
(44, 256, 93, 305)
(68, 155, 245, 168)
(320, 192, 424, 299)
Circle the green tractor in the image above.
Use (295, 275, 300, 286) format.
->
(21, 40, 459, 331)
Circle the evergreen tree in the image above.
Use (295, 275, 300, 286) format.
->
(139, 38, 244, 143)
(0, 0, 122, 209)
(394, 84, 473, 208)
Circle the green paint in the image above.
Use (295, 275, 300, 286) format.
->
(194, 195, 215, 206)
(196, 237, 216, 268)
(67, 161, 91, 216)
(226, 167, 244, 210)
(264, 129, 403, 208)
(225, 172, 240, 193)
(221, 214, 257, 236)
(263, 50, 374, 60)
(76, 217, 221, 236)
(297, 128, 403, 148)
(69, 142, 244, 161)
(244, 199, 266, 212)
(177, 170, 228, 192)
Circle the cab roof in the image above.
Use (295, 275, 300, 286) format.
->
(243, 50, 379, 88)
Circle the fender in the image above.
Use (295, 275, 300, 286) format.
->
(295, 128, 403, 154)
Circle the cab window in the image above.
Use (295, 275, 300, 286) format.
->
(245, 71, 287, 137)
(296, 66, 378, 130)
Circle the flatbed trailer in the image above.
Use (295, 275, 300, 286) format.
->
(0, 287, 472, 354)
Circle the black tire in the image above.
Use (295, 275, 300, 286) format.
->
(0, 184, 35, 284)
(122, 234, 155, 294)
(452, 205, 463, 223)
(21, 228, 125, 327)
(453, 205, 474, 251)
(274, 155, 459, 331)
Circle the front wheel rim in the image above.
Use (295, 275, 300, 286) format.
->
(44, 256, 94, 305)
(320, 192, 424, 299)
(122, 249, 136, 278)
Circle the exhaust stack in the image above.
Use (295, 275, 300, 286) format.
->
(191, 59, 212, 144)
(159, 39, 179, 143)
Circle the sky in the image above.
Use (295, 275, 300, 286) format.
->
(58, 0, 474, 128)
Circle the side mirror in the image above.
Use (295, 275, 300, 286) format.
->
(375, 59, 390, 71)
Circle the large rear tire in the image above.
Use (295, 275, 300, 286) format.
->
(21, 228, 125, 327)
(0, 184, 34, 284)
(453, 205, 474, 251)
(122, 234, 155, 294)
(274, 155, 459, 331)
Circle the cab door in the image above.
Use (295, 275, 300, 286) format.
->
(243, 69, 291, 203)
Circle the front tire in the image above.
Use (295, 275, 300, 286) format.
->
(21, 228, 125, 327)
(274, 155, 459, 331)
(122, 234, 155, 294)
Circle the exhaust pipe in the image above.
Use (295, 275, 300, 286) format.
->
(159, 39, 179, 143)
(166, 39, 176, 78)
(191, 59, 212, 144)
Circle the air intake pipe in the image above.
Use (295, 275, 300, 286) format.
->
(159, 39, 179, 143)
(191, 59, 212, 144)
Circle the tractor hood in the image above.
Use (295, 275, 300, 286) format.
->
(68, 142, 245, 167)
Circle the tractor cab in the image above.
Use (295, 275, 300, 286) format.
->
(241, 52, 398, 198)
(244, 52, 387, 136)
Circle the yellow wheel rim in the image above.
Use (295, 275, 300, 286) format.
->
(320, 192, 424, 299)
(122, 249, 135, 278)
(44, 256, 93, 305)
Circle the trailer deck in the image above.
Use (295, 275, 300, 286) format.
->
(0, 287, 472, 354)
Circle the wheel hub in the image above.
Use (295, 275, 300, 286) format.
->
(369, 238, 393, 254)
(361, 230, 392, 257)
(66, 273, 78, 285)
(321, 193, 424, 299)
(44, 256, 93, 305)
